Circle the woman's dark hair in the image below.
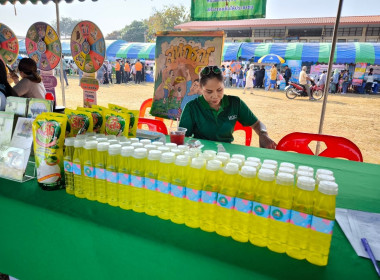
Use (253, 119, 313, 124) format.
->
(0, 59, 15, 97)
(199, 66, 223, 87)
(18, 58, 42, 83)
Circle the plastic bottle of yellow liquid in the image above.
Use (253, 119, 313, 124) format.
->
(215, 162, 240, 237)
(184, 157, 206, 228)
(144, 150, 162, 216)
(286, 176, 315, 260)
(82, 140, 98, 201)
(156, 152, 175, 220)
(231, 154, 245, 163)
(263, 159, 278, 169)
(267, 172, 294, 253)
(118, 146, 135, 210)
(95, 142, 110, 203)
(106, 144, 122, 207)
(199, 160, 222, 232)
(73, 139, 85, 198)
(249, 168, 275, 247)
(261, 163, 277, 173)
(231, 166, 257, 242)
(314, 174, 335, 200)
(229, 158, 243, 169)
(130, 148, 148, 213)
(307, 181, 338, 266)
(64, 137, 75, 195)
(170, 155, 190, 224)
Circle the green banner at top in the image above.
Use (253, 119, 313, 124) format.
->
(191, 0, 266, 21)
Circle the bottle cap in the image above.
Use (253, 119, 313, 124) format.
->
(297, 176, 315, 191)
(243, 161, 260, 169)
(177, 145, 189, 152)
(191, 157, 206, 169)
(223, 162, 239, 174)
(276, 172, 294, 185)
(318, 181, 338, 195)
(95, 134, 106, 138)
(278, 166, 295, 175)
(263, 159, 278, 167)
(96, 137, 108, 143)
(201, 152, 214, 161)
(158, 146, 171, 153)
(175, 155, 189, 166)
(298, 165, 314, 174)
(204, 150, 217, 157)
(261, 163, 277, 171)
(229, 158, 243, 167)
(76, 134, 86, 140)
(117, 136, 129, 143)
(279, 162, 295, 170)
(160, 152, 175, 163)
(86, 136, 97, 141)
(84, 140, 98, 150)
(215, 155, 229, 165)
(240, 166, 257, 177)
(108, 144, 122, 155)
(171, 148, 182, 156)
(246, 157, 261, 164)
(129, 137, 140, 143)
(316, 174, 335, 185)
(131, 142, 143, 149)
(85, 132, 96, 137)
(108, 139, 119, 145)
(189, 148, 201, 157)
(217, 152, 230, 158)
(140, 139, 152, 145)
(74, 139, 85, 148)
(296, 170, 314, 178)
(64, 137, 75, 146)
(206, 160, 222, 171)
(144, 144, 156, 151)
(165, 143, 177, 149)
(106, 135, 116, 140)
(232, 154, 245, 162)
(133, 148, 147, 159)
(97, 142, 110, 152)
(121, 146, 134, 157)
(148, 150, 162, 161)
(258, 168, 275, 181)
(316, 169, 334, 177)
(120, 142, 131, 147)
(152, 141, 164, 147)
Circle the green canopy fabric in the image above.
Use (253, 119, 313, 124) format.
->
(0, 0, 97, 4)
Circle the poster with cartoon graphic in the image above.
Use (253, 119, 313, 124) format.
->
(26, 22, 61, 71)
(151, 31, 224, 120)
(70, 20, 105, 73)
(0, 23, 19, 65)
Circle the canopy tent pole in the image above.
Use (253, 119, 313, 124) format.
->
(55, 0, 66, 108)
(316, 0, 344, 155)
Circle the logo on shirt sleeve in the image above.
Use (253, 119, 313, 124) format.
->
(228, 115, 237, 121)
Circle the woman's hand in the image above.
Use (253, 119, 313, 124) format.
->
(259, 133, 277, 149)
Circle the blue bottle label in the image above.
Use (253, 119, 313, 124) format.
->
(64, 161, 73, 173)
(156, 180, 170, 194)
(252, 202, 271, 218)
(234, 198, 253, 214)
(217, 194, 235, 209)
(145, 178, 157, 191)
(185, 188, 201, 202)
(290, 210, 312, 228)
(270, 206, 291, 223)
(72, 164, 81, 175)
(171, 185, 186, 198)
(311, 216, 334, 234)
(106, 170, 118, 184)
(201, 191, 217, 204)
(84, 166, 95, 178)
(95, 168, 106, 180)
(130, 175, 145, 188)
(118, 173, 130, 185)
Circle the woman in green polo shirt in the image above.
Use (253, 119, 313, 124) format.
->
(179, 66, 276, 149)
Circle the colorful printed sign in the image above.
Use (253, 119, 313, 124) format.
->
(151, 31, 224, 120)
(83, 90, 97, 108)
(352, 63, 367, 86)
(26, 22, 61, 71)
(70, 21, 105, 73)
(191, 0, 267, 21)
(0, 23, 19, 65)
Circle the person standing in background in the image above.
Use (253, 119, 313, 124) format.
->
(237, 66, 244, 88)
(342, 70, 349, 94)
(243, 64, 255, 94)
(120, 60, 125, 83)
(106, 61, 113, 84)
(330, 69, 340, 93)
(124, 61, 130, 83)
(135, 59, 143, 84)
(268, 64, 277, 91)
(61, 55, 69, 86)
(365, 68, 374, 94)
(115, 59, 121, 84)
(283, 65, 292, 86)
(318, 70, 327, 90)
(224, 65, 231, 87)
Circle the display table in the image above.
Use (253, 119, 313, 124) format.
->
(0, 139, 379, 280)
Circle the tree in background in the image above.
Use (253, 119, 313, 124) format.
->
(51, 17, 82, 39)
(145, 5, 190, 42)
(121, 20, 148, 42)
(106, 30, 122, 40)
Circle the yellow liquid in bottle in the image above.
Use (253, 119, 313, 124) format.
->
(64, 145, 74, 195)
(83, 143, 97, 201)
(73, 145, 84, 198)
(170, 157, 189, 224)
(156, 153, 175, 220)
(118, 152, 133, 210)
(95, 148, 108, 204)
(130, 155, 147, 213)
(106, 148, 121, 207)
(144, 155, 161, 216)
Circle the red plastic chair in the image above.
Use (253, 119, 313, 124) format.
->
(138, 98, 164, 129)
(233, 121, 252, 146)
(277, 132, 363, 162)
(138, 117, 168, 135)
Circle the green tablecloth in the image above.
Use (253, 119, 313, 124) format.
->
(0, 139, 379, 280)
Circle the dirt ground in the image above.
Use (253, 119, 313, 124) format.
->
(56, 76, 380, 165)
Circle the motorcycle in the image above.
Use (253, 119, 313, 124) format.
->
(285, 79, 324, 100)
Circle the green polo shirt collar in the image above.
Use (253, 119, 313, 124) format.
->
(198, 95, 230, 117)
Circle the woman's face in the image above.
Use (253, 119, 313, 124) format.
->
(201, 77, 224, 108)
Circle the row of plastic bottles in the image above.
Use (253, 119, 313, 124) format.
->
(63, 134, 338, 266)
